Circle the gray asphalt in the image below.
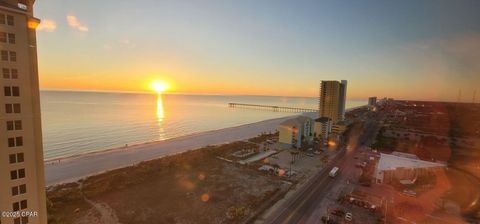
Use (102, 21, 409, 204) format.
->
(262, 113, 383, 224)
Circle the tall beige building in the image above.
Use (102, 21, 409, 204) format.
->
(0, 1, 47, 224)
(318, 80, 347, 123)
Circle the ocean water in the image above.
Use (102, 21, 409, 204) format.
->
(40, 91, 366, 160)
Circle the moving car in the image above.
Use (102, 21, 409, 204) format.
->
(329, 167, 339, 177)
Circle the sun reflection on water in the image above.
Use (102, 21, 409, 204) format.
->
(157, 94, 165, 122)
(156, 94, 166, 140)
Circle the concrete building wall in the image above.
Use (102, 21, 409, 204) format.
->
(278, 116, 314, 149)
(319, 81, 340, 123)
(314, 119, 331, 141)
(319, 80, 347, 123)
(338, 80, 347, 121)
(0, 1, 46, 224)
(278, 125, 294, 146)
(332, 123, 347, 135)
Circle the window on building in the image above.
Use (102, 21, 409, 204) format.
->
(5, 104, 21, 113)
(0, 32, 6, 43)
(11, 200, 27, 212)
(19, 184, 26, 194)
(13, 217, 28, 224)
(4, 86, 20, 96)
(9, 51, 16, 62)
(8, 33, 15, 44)
(16, 136, 23, 146)
(9, 154, 16, 164)
(12, 202, 19, 211)
(17, 153, 24, 162)
(2, 68, 10, 78)
(7, 136, 23, 147)
(7, 120, 14, 130)
(9, 153, 24, 164)
(13, 104, 21, 113)
(15, 120, 22, 130)
(8, 137, 15, 147)
(18, 169, 25, 178)
(6, 104, 13, 113)
(12, 86, 19, 96)
(0, 13, 5, 24)
(7, 15, 14, 26)
(10, 170, 17, 180)
(6, 120, 22, 131)
(12, 186, 19, 196)
(4, 86, 11, 96)
(1, 50, 8, 61)
(11, 69, 18, 79)
(11, 184, 27, 196)
(20, 200, 27, 209)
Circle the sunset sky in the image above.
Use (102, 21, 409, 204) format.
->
(34, 0, 480, 101)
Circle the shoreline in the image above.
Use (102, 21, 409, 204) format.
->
(44, 106, 365, 163)
(44, 115, 297, 186)
(44, 106, 367, 187)
(44, 115, 295, 163)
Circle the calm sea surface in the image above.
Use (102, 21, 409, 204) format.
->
(40, 91, 366, 160)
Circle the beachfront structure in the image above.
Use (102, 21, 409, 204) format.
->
(318, 80, 347, 123)
(375, 153, 446, 184)
(278, 116, 314, 149)
(368, 97, 377, 107)
(314, 117, 331, 141)
(332, 120, 352, 135)
(0, 1, 47, 224)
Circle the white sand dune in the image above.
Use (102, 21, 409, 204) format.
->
(44, 116, 295, 186)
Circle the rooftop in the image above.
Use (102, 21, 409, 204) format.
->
(377, 153, 445, 171)
(280, 115, 312, 127)
(391, 151, 419, 160)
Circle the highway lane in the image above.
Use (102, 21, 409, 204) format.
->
(261, 112, 384, 224)
(263, 148, 347, 224)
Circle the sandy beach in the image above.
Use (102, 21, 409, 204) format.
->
(44, 115, 296, 186)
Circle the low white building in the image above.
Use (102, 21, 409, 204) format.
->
(375, 153, 446, 184)
(278, 116, 314, 149)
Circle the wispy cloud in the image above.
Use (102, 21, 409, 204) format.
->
(67, 15, 89, 32)
(37, 19, 57, 32)
(119, 39, 136, 48)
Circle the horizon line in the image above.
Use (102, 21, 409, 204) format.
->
(40, 88, 367, 100)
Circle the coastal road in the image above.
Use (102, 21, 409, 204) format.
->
(44, 116, 295, 186)
(261, 113, 383, 224)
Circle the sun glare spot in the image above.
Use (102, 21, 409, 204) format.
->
(150, 80, 170, 94)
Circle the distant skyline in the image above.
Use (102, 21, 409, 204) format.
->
(35, 0, 480, 101)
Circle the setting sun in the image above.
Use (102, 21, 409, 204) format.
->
(150, 80, 170, 94)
